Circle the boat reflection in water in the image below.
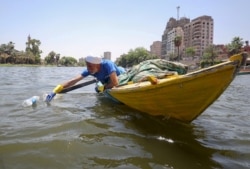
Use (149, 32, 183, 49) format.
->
(84, 95, 222, 169)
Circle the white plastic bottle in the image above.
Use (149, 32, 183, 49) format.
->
(22, 96, 40, 107)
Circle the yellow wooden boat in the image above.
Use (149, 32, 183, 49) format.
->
(107, 53, 244, 122)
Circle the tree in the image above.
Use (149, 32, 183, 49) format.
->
(203, 45, 218, 65)
(200, 45, 222, 68)
(185, 47, 196, 60)
(0, 41, 15, 55)
(25, 35, 42, 64)
(0, 41, 17, 64)
(174, 36, 182, 62)
(59, 56, 77, 66)
(226, 37, 244, 56)
(55, 54, 60, 66)
(44, 51, 56, 64)
(168, 52, 176, 61)
(115, 47, 158, 67)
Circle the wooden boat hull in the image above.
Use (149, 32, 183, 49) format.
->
(108, 54, 243, 122)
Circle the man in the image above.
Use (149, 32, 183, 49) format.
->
(45, 55, 125, 102)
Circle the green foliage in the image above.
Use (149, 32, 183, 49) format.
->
(174, 36, 182, 47)
(226, 37, 244, 56)
(78, 61, 86, 67)
(174, 36, 182, 61)
(1, 35, 248, 66)
(44, 51, 60, 65)
(115, 47, 158, 67)
(55, 54, 60, 66)
(185, 47, 195, 58)
(58, 56, 78, 66)
(25, 36, 42, 64)
(0, 41, 36, 64)
(201, 45, 218, 65)
(200, 60, 222, 68)
(168, 52, 177, 61)
(0, 41, 15, 55)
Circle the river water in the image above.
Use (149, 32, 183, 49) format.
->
(0, 66, 249, 169)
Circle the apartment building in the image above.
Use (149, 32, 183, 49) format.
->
(166, 27, 184, 60)
(103, 51, 111, 60)
(161, 15, 213, 60)
(150, 41, 162, 58)
(161, 17, 190, 59)
(184, 15, 214, 57)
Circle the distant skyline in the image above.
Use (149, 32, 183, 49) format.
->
(1, 0, 250, 61)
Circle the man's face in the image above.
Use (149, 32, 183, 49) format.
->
(86, 62, 99, 74)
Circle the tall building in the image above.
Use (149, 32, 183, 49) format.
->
(150, 41, 162, 58)
(184, 15, 214, 57)
(103, 51, 111, 60)
(161, 15, 213, 59)
(166, 27, 184, 60)
(161, 17, 190, 59)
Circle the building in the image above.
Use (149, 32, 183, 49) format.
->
(161, 17, 190, 59)
(150, 41, 162, 58)
(161, 15, 214, 60)
(184, 15, 214, 57)
(166, 27, 184, 60)
(103, 51, 111, 60)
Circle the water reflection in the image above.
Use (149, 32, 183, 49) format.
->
(1, 67, 249, 169)
(75, 95, 222, 169)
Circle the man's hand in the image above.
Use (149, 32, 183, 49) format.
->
(95, 81, 104, 93)
(45, 92, 56, 102)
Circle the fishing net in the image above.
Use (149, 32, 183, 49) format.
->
(118, 59, 188, 85)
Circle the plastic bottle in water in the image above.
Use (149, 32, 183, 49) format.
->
(22, 96, 40, 107)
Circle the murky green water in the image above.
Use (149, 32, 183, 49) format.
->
(0, 67, 249, 169)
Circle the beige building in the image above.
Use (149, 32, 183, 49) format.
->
(150, 41, 162, 58)
(161, 15, 213, 59)
(103, 51, 111, 60)
(184, 15, 214, 57)
(161, 17, 190, 59)
(166, 26, 184, 60)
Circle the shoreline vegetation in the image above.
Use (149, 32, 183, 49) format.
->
(0, 64, 55, 67)
(0, 64, 81, 67)
(1, 36, 250, 69)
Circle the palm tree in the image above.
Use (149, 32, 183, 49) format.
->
(174, 36, 182, 62)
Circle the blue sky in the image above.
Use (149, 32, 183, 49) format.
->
(1, 0, 249, 60)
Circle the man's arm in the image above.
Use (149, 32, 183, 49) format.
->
(105, 72, 119, 89)
(61, 74, 84, 88)
(45, 74, 84, 102)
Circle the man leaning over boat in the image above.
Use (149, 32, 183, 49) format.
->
(45, 55, 126, 102)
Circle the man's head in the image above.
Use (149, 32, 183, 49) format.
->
(85, 56, 102, 74)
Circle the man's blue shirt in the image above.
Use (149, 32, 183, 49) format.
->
(81, 59, 125, 84)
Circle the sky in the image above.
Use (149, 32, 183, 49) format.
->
(1, 0, 250, 61)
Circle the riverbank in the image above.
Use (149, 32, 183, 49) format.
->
(0, 64, 77, 67)
(0, 64, 46, 67)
